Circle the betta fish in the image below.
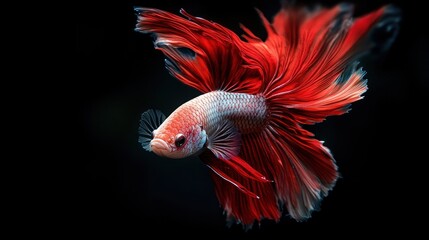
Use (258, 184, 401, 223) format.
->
(135, 2, 400, 228)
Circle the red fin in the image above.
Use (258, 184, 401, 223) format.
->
(200, 149, 280, 227)
(238, 4, 399, 124)
(201, 151, 272, 196)
(202, 122, 338, 226)
(227, 156, 272, 183)
(206, 154, 272, 184)
(135, 8, 262, 94)
(205, 161, 260, 200)
(265, 115, 338, 220)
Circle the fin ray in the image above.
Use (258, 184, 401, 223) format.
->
(135, 8, 262, 94)
(138, 109, 166, 151)
(206, 120, 241, 160)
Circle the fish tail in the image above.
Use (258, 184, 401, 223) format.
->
(260, 4, 399, 220)
(207, 4, 400, 226)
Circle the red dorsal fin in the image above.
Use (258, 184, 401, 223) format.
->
(135, 8, 262, 94)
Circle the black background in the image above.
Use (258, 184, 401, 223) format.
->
(76, 0, 426, 237)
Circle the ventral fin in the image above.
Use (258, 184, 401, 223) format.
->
(206, 120, 240, 160)
(206, 163, 260, 199)
(221, 156, 272, 183)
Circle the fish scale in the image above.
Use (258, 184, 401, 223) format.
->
(172, 91, 268, 134)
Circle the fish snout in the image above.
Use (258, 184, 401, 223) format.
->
(150, 138, 170, 157)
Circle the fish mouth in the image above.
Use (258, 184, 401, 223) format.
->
(150, 138, 170, 156)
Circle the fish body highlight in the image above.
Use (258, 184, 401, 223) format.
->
(136, 3, 400, 228)
(143, 91, 267, 159)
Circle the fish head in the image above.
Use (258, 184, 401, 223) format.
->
(151, 122, 207, 159)
(139, 109, 207, 159)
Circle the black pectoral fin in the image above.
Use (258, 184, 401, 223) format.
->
(138, 109, 166, 151)
(206, 120, 241, 160)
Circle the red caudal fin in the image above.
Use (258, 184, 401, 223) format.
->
(237, 4, 398, 223)
(240, 4, 398, 223)
(264, 113, 338, 220)
(135, 8, 262, 94)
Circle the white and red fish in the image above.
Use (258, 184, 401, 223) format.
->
(135, 2, 400, 227)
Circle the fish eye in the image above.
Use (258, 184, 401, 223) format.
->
(175, 134, 186, 147)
